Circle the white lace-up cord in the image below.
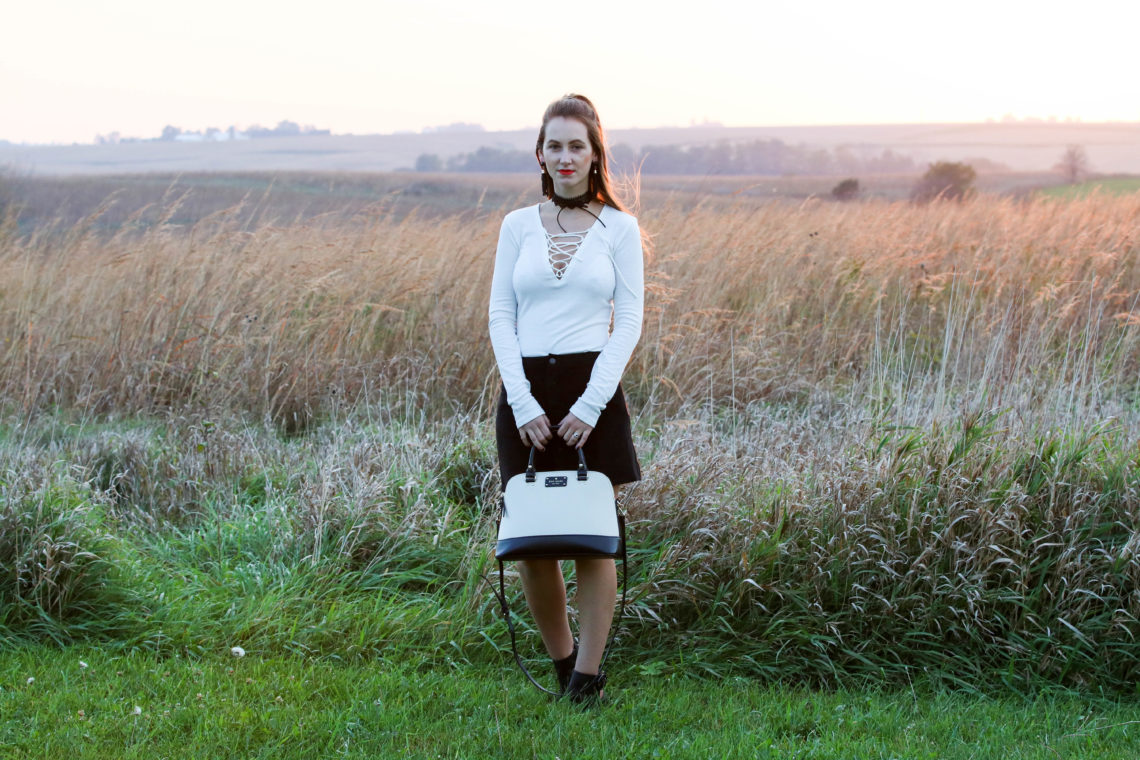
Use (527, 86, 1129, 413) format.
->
(545, 229, 587, 279)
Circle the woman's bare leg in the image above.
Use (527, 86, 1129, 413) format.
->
(519, 486, 622, 671)
(572, 557, 617, 674)
(573, 484, 621, 675)
(518, 559, 574, 660)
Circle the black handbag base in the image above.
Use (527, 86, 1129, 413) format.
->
(496, 534, 622, 561)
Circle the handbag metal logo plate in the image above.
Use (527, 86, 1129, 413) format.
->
(544, 476, 568, 487)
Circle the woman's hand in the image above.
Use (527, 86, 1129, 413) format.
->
(556, 413, 593, 449)
(518, 415, 553, 450)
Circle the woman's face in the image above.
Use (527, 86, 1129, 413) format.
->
(540, 116, 596, 198)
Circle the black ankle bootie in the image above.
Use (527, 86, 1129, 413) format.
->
(552, 642, 579, 693)
(564, 669, 607, 705)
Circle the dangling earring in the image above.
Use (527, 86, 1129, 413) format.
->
(539, 163, 551, 198)
(588, 163, 598, 196)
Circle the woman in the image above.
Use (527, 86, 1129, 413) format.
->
(488, 94, 644, 704)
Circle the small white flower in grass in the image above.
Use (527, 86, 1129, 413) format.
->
(79, 661, 89, 669)
(132, 705, 142, 715)
(230, 646, 246, 658)
(26, 677, 34, 685)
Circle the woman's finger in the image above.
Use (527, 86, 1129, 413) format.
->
(574, 429, 591, 449)
(518, 415, 553, 450)
(564, 427, 587, 447)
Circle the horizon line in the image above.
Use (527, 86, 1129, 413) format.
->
(4, 117, 1139, 148)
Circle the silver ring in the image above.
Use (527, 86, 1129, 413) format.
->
(572, 432, 581, 439)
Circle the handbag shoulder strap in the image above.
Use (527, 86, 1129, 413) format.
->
(493, 512, 629, 696)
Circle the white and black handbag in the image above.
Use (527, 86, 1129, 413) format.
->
(493, 447, 628, 694)
(496, 447, 623, 560)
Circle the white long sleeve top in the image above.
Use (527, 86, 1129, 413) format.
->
(488, 203, 644, 429)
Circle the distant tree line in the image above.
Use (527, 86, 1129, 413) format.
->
(416, 146, 538, 173)
(421, 122, 485, 134)
(416, 139, 918, 175)
(92, 121, 334, 144)
(243, 121, 330, 138)
(153, 121, 330, 142)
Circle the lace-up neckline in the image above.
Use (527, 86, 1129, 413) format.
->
(538, 204, 605, 280)
(545, 229, 587, 279)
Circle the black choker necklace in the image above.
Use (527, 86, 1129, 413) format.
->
(549, 191, 606, 233)
(551, 189, 593, 209)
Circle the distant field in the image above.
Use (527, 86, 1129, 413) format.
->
(1, 170, 1061, 234)
(3, 120, 1139, 175)
(1039, 176, 1140, 199)
(0, 171, 537, 233)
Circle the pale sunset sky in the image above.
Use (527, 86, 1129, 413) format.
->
(2, 0, 1137, 144)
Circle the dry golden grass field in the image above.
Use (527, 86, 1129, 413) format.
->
(2, 174, 1137, 429)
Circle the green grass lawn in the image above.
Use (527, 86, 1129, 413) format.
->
(3, 408, 1140, 758)
(2, 646, 1138, 759)
(1039, 176, 1140, 198)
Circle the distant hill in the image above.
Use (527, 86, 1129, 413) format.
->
(2, 122, 1138, 175)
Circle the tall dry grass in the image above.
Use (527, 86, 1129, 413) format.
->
(1, 192, 1137, 431)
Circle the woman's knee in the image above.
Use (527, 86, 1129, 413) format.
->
(574, 557, 616, 577)
(518, 558, 562, 581)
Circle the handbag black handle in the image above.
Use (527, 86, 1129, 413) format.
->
(523, 446, 589, 482)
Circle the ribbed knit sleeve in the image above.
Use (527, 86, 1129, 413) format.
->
(568, 215, 644, 427)
(488, 213, 545, 428)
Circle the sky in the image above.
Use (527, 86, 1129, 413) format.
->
(3, 0, 1138, 145)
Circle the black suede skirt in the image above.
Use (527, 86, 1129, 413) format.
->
(496, 351, 641, 490)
